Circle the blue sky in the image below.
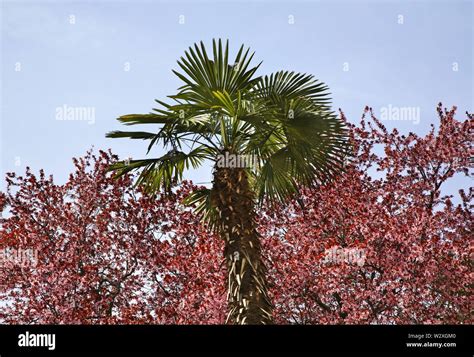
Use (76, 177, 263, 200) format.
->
(1, 0, 472, 196)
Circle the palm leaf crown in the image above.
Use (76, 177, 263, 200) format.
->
(107, 39, 349, 219)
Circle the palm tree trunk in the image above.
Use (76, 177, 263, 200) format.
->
(212, 165, 273, 325)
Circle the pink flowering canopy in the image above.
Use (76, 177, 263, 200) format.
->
(0, 104, 471, 324)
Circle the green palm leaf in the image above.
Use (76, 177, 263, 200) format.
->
(107, 38, 350, 207)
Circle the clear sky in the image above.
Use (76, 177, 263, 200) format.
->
(1, 0, 472, 197)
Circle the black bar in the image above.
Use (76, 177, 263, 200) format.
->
(0, 325, 472, 355)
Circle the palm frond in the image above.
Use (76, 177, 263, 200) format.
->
(171, 39, 261, 104)
(183, 187, 219, 231)
(253, 71, 331, 106)
(109, 145, 212, 193)
(107, 40, 351, 212)
(106, 131, 157, 140)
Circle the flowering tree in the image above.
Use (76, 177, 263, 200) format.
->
(263, 104, 472, 324)
(0, 104, 471, 324)
(0, 151, 224, 324)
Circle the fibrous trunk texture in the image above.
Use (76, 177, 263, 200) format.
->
(212, 165, 273, 325)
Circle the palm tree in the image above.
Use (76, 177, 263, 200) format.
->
(106, 39, 349, 324)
